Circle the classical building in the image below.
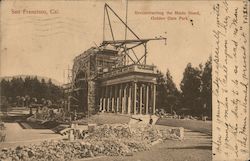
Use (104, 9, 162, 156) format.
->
(64, 4, 166, 117)
(65, 46, 158, 115)
(98, 61, 157, 115)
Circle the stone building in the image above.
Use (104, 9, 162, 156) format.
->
(64, 4, 166, 117)
(66, 45, 158, 116)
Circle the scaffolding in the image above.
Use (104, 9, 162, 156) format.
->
(63, 3, 166, 118)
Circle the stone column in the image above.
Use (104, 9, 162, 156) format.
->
(110, 86, 114, 112)
(122, 84, 127, 114)
(111, 98, 114, 112)
(139, 85, 143, 114)
(145, 84, 149, 115)
(103, 87, 106, 112)
(115, 85, 119, 113)
(118, 84, 122, 113)
(99, 98, 103, 111)
(107, 86, 110, 112)
(152, 83, 156, 115)
(127, 84, 131, 114)
(99, 86, 103, 111)
(133, 81, 137, 115)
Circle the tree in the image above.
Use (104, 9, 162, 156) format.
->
(201, 56, 212, 117)
(165, 69, 179, 95)
(156, 69, 180, 113)
(180, 63, 202, 116)
(39, 78, 47, 99)
(0, 79, 10, 97)
(9, 77, 24, 98)
(24, 77, 32, 96)
(30, 76, 40, 98)
(165, 69, 180, 114)
(1, 76, 63, 106)
(156, 70, 167, 110)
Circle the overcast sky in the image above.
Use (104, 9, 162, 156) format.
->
(1, 0, 212, 88)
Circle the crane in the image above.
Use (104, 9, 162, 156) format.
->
(101, 3, 167, 65)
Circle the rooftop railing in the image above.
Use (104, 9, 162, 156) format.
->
(99, 64, 156, 79)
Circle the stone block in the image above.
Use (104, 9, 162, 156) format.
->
(170, 127, 184, 140)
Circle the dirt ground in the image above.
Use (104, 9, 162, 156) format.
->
(1, 122, 211, 161)
(1, 108, 212, 161)
(0, 122, 65, 149)
(0, 107, 66, 149)
(156, 118, 212, 135)
(74, 128, 211, 161)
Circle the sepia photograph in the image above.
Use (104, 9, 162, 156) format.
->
(0, 0, 248, 161)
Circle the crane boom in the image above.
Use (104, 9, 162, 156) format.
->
(101, 37, 166, 46)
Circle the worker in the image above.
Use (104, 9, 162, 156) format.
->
(149, 115, 153, 125)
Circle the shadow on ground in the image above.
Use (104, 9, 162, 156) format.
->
(167, 145, 212, 150)
(156, 118, 212, 135)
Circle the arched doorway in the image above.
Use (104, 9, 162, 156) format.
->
(71, 70, 88, 114)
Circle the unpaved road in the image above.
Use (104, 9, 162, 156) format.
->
(0, 122, 65, 149)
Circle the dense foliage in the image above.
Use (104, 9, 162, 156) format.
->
(156, 69, 180, 114)
(156, 56, 212, 117)
(0, 76, 63, 105)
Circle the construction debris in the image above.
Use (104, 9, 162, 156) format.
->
(27, 107, 69, 123)
(0, 121, 6, 142)
(0, 124, 184, 161)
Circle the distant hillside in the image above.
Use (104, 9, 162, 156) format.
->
(0, 75, 62, 86)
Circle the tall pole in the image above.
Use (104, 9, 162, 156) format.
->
(106, 7, 115, 41)
(144, 43, 147, 64)
(124, 0, 128, 65)
(103, 5, 106, 41)
(105, 4, 141, 40)
(125, 0, 128, 40)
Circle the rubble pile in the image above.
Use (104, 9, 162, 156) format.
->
(0, 121, 6, 142)
(130, 125, 163, 142)
(0, 140, 149, 161)
(28, 108, 68, 123)
(161, 127, 184, 140)
(86, 124, 133, 140)
(0, 124, 184, 161)
(0, 141, 97, 161)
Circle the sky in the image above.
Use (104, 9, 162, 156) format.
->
(0, 0, 212, 88)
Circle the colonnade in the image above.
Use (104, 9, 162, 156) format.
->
(99, 82, 156, 115)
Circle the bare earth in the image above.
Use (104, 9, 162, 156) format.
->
(0, 122, 65, 149)
(75, 128, 212, 161)
(1, 123, 211, 161)
(1, 108, 212, 161)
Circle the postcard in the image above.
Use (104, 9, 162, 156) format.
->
(0, 0, 249, 161)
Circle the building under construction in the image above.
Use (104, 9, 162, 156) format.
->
(64, 4, 166, 117)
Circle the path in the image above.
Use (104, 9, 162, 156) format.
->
(0, 122, 65, 149)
